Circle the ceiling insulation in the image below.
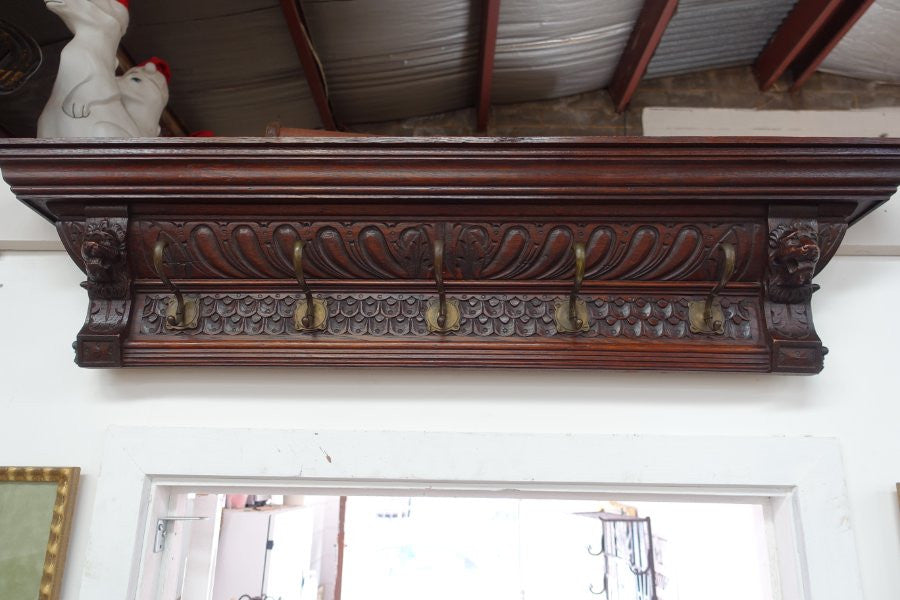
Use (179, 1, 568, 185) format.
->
(302, 0, 644, 120)
(301, 0, 481, 124)
(646, 0, 796, 78)
(820, 0, 900, 83)
(2, 0, 899, 136)
(492, 0, 642, 104)
(124, 0, 320, 136)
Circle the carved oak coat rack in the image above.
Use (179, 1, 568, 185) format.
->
(1, 137, 898, 372)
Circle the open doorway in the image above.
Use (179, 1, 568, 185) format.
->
(146, 492, 773, 600)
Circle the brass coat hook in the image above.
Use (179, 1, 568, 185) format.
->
(153, 239, 198, 330)
(425, 239, 460, 333)
(554, 242, 590, 333)
(689, 243, 736, 335)
(292, 240, 327, 332)
(587, 532, 609, 596)
(589, 576, 609, 596)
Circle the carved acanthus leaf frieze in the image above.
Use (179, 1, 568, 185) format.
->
(140, 293, 756, 340)
(131, 221, 762, 282)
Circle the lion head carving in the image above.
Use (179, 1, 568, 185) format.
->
(80, 220, 127, 297)
(767, 222, 820, 304)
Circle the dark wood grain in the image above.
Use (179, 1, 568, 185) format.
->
(1, 136, 897, 372)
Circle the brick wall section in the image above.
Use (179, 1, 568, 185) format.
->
(351, 66, 900, 136)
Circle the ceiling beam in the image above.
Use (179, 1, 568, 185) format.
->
(789, 0, 876, 90)
(476, 0, 502, 132)
(608, 0, 679, 113)
(278, 0, 337, 130)
(753, 0, 844, 91)
(116, 47, 188, 136)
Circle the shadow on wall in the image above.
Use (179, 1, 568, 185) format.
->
(97, 364, 816, 406)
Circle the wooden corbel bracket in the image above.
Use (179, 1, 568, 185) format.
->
(72, 206, 131, 367)
(1, 137, 897, 372)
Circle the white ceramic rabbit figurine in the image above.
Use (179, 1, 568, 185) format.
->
(37, 0, 169, 138)
(117, 58, 171, 137)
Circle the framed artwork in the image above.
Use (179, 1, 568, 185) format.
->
(0, 467, 80, 600)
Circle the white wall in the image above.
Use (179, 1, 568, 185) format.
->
(1, 111, 899, 600)
(0, 178, 59, 250)
(2, 251, 899, 599)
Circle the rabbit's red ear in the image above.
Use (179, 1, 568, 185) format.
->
(138, 57, 172, 83)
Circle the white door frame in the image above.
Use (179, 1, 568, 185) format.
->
(81, 428, 861, 600)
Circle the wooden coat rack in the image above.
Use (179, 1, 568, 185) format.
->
(1, 137, 898, 372)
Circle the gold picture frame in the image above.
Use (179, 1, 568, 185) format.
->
(0, 467, 80, 600)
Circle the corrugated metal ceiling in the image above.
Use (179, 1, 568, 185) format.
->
(303, 0, 646, 122)
(820, 0, 900, 83)
(301, 0, 481, 124)
(492, 0, 643, 103)
(2, 0, 899, 136)
(646, 0, 796, 78)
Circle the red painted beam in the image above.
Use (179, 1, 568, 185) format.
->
(279, 0, 337, 130)
(789, 0, 876, 90)
(753, 0, 844, 91)
(608, 0, 678, 113)
(477, 0, 502, 132)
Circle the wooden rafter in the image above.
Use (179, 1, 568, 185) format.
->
(476, 0, 501, 132)
(753, 0, 844, 91)
(116, 47, 188, 136)
(278, 0, 337, 130)
(608, 0, 679, 113)
(789, 0, 876, 90)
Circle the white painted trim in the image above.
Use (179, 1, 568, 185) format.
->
(642, 107, 900, 137)
(82, 428, 860, 600)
